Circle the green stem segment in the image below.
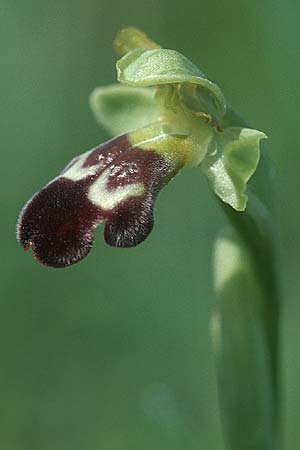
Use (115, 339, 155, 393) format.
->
(90, 27, 278, 449)
(211, 108, 280, 450)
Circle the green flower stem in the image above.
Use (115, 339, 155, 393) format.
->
(212, 108, 280, 450)
(90, 27, 277, 450)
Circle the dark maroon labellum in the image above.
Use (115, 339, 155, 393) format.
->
(17, 134, 178, 268)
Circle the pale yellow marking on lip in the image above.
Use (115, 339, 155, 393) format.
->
(88, 168, 144, 211)
(62, 150, 100, 182)
(61, 145, 144, 210)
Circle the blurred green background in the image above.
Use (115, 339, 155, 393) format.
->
(1, 0, 300, 449)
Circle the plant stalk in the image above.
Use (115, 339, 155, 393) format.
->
(211, 107, 280, 450)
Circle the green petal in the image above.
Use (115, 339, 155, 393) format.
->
(202, 127, 267, 211)
(116, 48, 226, 119)
(89, 84, 159, 136)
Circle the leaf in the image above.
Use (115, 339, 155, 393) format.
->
(202, 127, 267, 211)
(116, 48, 226, 119)
(212, 228, 276, 450)
(89, 84, 159, 136)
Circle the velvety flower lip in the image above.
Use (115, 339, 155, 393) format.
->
(17, 134, 178, 268)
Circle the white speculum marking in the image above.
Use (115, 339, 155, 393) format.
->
(62, 150, 99, 181)
(88, 169, 144, 210)
(61, 150, 144, 211)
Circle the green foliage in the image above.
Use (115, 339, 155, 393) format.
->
(212, 229, 275, 450)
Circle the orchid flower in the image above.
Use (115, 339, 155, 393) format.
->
(17, 28, 280, 450)
(17, 27, 266, 268)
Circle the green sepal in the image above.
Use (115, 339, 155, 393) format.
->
(89, 84, 159, 136)
(202, 128, 267, 211)
(116, 48, 226, 120)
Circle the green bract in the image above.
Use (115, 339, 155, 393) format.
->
(90, 27, 267, 212)
(114, 26, 160, 56)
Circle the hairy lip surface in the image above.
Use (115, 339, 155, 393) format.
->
(17, 134, 177, 268)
